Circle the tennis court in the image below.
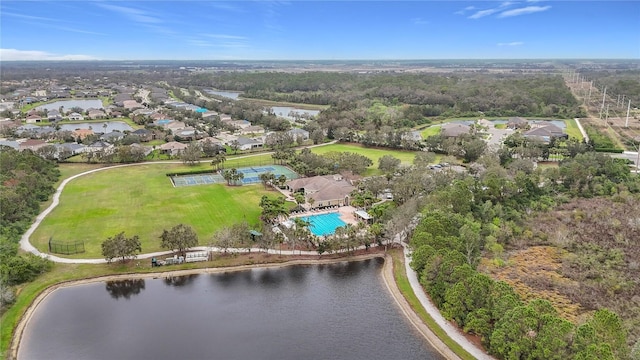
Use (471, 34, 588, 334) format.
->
(171, 165, 298, 187)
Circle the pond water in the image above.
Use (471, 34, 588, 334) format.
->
(58, 121, 134, 133)
(205, 89, 243, 100)
(36, 100, 104, 111)
(18, 259, 443, 360)
(269, 106, 320, 121)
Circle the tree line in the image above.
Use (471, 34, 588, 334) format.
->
(408, 150, 639, 359)
(0, 147, 58, 309)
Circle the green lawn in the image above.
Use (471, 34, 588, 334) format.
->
(310, 143, 419, 176)
(420, 125, 442, 138)
(30, 163, 278, 258)
(564, 119, 584, 141)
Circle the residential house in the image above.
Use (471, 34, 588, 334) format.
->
(123, 100, 144, 110)
(507, 117, 528, 129)
(86, 141, 114, 153)
(130, 143, 153, 157)
(55, 143, 87, 158)
(19, 139, 48, 152)
(68, 112, 84, 121)
(229, 120, 251, 129)
(26, 114, 42, 124)
(236, 136, 264, 151)
(285, 174, 356, 209)
(441, 123, 471, 138)
(287, 128, 310, 141)
(87, 109, 107, 119)
(166, 121, 186, 132)
(160, 141, 188, 156)
(47, 109, 62, 122)
(174, 127, 200, 141)
(239, 125, 265, 135)
(132, 128, 154, 142)
(72, 129, 95, 141)
(101, 131, 125, 143)
(523, 123, 567, 143)
(201, 111, 219, 120)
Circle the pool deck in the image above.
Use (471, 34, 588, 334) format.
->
(289, 205, 359, 226)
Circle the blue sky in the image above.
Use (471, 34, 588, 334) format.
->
(1, 1, 639, 60)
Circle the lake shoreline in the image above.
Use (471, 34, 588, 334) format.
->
(9, 252, 454, 360)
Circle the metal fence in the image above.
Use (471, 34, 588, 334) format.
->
(49, 237, 85, 255)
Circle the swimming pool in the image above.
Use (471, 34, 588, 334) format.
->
(301, 212, 346, 236)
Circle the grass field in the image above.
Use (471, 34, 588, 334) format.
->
(30, 163, 280, 258)
(564, 119, 584, 140)
(420, 125, 442, 139)
(310, 143, 418, 175)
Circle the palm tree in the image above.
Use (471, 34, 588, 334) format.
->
(222, 169, 233, 185)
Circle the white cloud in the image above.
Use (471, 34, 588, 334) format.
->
(497, 42, 524, 46)
(202, 34, 247, 40)
(498, 5, 551, 18)
(468, 9, 500, 19)
(96, 3, 162, 24)
(0, 49, 98, 61)
(455, 5, 476, 15)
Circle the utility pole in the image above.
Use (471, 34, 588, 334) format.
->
(605, 104, 609, 122)
(600, 86, 607, 119)
(625, 100, 631, 128)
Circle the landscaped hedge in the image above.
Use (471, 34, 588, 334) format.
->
(594, 148, 624, 153)
(166, 169, 215, 176)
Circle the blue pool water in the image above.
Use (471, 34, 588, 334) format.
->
(196, 108, 207, 113)
(156, 119, 171, 125)
(301, 212, 346, 236)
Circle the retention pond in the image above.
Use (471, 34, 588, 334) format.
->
(18, 259, 443, 360)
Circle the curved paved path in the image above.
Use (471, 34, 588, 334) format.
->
(19, 142, 491, 360)
(19, 141, 337, 262)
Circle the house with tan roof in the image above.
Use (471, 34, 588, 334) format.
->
(286, 174, 355, 209)
(19, 139, 48, 152)
(238, 125, 265, 135)
(123, 100, 144, 110)
(73, 129, 95, 141)
(26, 114, 42, 124)
(160, 141, 188, 156)
(88, 109, 107, 119)
(441, 123, 471, 138)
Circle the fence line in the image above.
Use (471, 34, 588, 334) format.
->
(49, 237, 85, 255)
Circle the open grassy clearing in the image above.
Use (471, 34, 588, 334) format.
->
(563, 119, 584, 140)
(310, 143, 418, 175)
(30, 163, 278, 258)
(420, 125, 441, 138)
